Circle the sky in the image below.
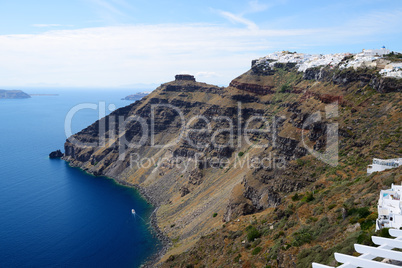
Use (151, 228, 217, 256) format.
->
(0, 0, 401, 89)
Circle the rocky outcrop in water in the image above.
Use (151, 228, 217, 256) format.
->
(49, 150, 64, 158)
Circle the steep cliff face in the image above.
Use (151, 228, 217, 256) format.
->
(64, 61, 401, 266)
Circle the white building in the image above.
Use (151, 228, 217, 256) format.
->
(379, 62, 402, 78)
(376, 184, 402, 231)
(362, 46, 390, 56)
(254, 48, 402, 79)
(313, 228, 402, 267)
(367, 158, 402, 174)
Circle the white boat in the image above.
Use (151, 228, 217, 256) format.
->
(131, 209, 135, 214)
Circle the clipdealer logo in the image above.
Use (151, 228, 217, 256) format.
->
(64, 101, 339, 168)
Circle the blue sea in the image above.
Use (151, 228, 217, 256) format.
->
(0, 89, 160, 267)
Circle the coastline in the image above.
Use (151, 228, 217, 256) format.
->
(114, 178, 172, 267)
(62, 159, 171, 267)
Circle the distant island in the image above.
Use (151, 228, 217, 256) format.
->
(122, 91, 150, 100)
(30, 94, 59, 97)
(0, 89, 31, 99)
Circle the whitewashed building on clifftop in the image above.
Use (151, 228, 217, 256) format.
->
(379, 62, 402, 78)
(253, 48, 402, 80)
(367, 158, 402, 174)
(362, 46, 390, 56)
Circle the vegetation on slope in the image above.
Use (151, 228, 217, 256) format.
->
(162, 168, 401, 268)
(159, 64, 401, 267)
(63, 60, 401, 267)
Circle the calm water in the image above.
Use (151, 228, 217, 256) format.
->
(0, 89, 160, 267)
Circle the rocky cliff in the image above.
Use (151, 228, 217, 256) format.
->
(0, 89, 31, 99)
(63, 54, 401, 267)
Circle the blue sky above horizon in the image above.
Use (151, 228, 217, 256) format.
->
(0, 0, 401, 88)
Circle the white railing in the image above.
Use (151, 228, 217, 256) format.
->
(312, 228, 402, 267)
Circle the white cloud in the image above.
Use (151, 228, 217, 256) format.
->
(195, 72, 221, 80)
(218, 11, 259, 30)
(0, 8, 401, 88)
(217, 0, 288, 31)
(346, 9, 402, 34)
(0, 24, 265, 87)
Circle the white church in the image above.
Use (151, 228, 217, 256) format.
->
(362, 46, 390, 56)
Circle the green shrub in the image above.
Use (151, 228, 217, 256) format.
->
(292, 193, 301, 201)
(266, 240, 281, 261)
(297, 231, 362, 268)
(349, 217, 358, 224)
(247, 226, 261, 242)
(292, 217, 331, 247)
(238, 152, 244, 157)
(252, 247, 262, 255)
(360, 219, 375, 231)
(357, 231, 372, 244)
(357, 212, 378, 231)
(212, 213, 218, 218)
(366, 213, 378, 221)
(328, 204, 336, 210)
(302, 192, 315, 203)
(313, 206, 324, 215)
(306, 217, 318, 224)
(229, 230, 243, 239)
(273, 231, 285, 240)
(285, 220, 297, 229)
(383, 176, 395, 187)
(348, 207, 371, 219)
(284, 206, 294, 217)
(279, 83, 291, 93)
(292, 226, 314, 246)
(378, 228, 392, 238)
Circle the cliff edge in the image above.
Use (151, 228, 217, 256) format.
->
(63, 53, 401, 267)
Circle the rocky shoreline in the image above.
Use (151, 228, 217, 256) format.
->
(62, 158, 171, 267)
(114, 178, 172, 267)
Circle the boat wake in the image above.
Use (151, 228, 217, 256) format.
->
(131, 209, 146, 222)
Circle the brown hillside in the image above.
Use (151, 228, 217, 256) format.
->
(63, 61, 401, 267)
